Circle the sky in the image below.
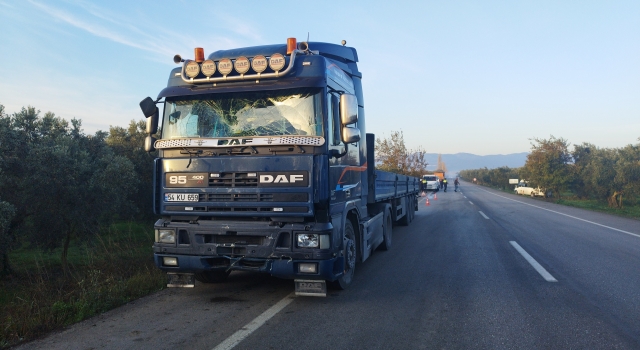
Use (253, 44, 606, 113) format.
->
(1, 0, 638, 155)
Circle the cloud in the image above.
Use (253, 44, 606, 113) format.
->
(27, 0, 196, 59)
(27, 1, 261, 63)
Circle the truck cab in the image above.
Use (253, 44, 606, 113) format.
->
(139, 39, 419, 296)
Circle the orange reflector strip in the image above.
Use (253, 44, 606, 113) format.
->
(194, 47, 204, 63)
(287, 38, 297, 55)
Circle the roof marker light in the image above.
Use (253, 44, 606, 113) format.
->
(252, 55, 267, 73)
(194, 47, 204, 63)
(218, 58, 233, 75)
(269, 53, 285, 72)
(235, 56, 250, 74)
(185, 61, 200, 78)
(201, 59, 216, 77)
(287, 37, 297, 55)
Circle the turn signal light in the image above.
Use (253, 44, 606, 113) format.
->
(287, 37, 297, 55)
(194, 47, 204, 63)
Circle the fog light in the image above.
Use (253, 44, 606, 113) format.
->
(157, 229, 176, 244)
(163, 257, 178, 266)
(299, 263, 317, 274)
(297, 233, 319, 248)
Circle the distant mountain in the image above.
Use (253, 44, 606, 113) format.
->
(422, 152, 528, 174)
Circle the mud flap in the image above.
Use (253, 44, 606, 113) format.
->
(295, 279, 326, 297)
(167, 273, 195, 288)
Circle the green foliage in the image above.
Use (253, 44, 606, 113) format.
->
(462, 136, 640, 210)
(556, 197, 640, 219)
(0, 103, 162, 347)
(0, 222, 165, 347)
(375, 130, 428, 177)
(459, 167, 520, 190)
(0, 106, 140, 272)
(524, 136, 573, 198)
(0, 200, 16, 274)
(106, 120, 156, 219)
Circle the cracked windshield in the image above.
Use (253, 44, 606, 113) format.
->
(162, 88, 323, 139)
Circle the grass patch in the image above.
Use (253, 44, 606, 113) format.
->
(0, 221, 166, 348)
(555, 198, 640, 219)
(473, 183, 640, 220)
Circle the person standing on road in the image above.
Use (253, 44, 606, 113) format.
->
(439, 178, 444, 189)
(454, 178, 460, 192)
(443, 178, 448, 192)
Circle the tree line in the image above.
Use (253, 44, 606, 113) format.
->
(0, 104, 155, 274)
(375, 130, 429, 177)
(460, 136, 640, 207)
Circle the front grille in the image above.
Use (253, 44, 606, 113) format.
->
(209, 173, 257, 187)
(212, 235, 264, 245)
(203, 193, 307, 202)
(207, 193, 271, 202)
(206, 206, 308, 213)
(164, 205, 309, 213)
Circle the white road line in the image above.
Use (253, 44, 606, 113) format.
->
(469, 201, 474, 205)
(479, 189, 640, 239)
(479, 211, 489, 219)
(212, 293, 295, 350)
(510, 241, 558, 282)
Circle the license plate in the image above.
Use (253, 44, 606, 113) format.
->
(295, 279, 327, 297)
(165, 193, 199, 202)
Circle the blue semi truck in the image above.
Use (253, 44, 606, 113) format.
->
(139, 38, 420, 296)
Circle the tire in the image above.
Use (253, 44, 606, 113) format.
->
(194, 270, 229, 283)
(398, 196, 412, 226)
(330, 220, 357, 290)
(378, 209, 393, 251)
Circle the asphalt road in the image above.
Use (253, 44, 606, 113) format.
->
(17, 181, 640, 349)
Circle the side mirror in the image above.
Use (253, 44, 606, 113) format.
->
(140, 97, 159, 152)
(144, 135, 157, 152)
(146, 110, 158, 134)
(339, 94, 358, 125)
(140, 97, 157, 118)
(341, 127, 360, 144)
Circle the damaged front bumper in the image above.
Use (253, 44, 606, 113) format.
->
(153, 219, 343, 281)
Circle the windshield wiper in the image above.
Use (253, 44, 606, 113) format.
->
(181, 148, 203, 168)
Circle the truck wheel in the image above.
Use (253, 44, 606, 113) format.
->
(398, 198, 412, 226)
(194, 270, 229, 283)
(330, 220, 356, 290)
(378, 210, 393, 251)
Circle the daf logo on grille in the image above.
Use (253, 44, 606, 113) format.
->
(260, 174, 304, 183)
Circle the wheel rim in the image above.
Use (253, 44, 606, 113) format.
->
(345, 239, 356, 271)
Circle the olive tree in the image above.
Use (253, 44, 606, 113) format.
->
(524, 136, 573, 198)
(106, 120, 155, 218)
(0, 106, 139, 272)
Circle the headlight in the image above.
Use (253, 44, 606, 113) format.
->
(298, 263, 317, 273)
(157, 229, 176, 244)
(297, 233, 319, 248)
(163, 257, 178, 266)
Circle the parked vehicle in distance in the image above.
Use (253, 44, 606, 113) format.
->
(514, 182, 546, 197)
(422, 175, 440, 192)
